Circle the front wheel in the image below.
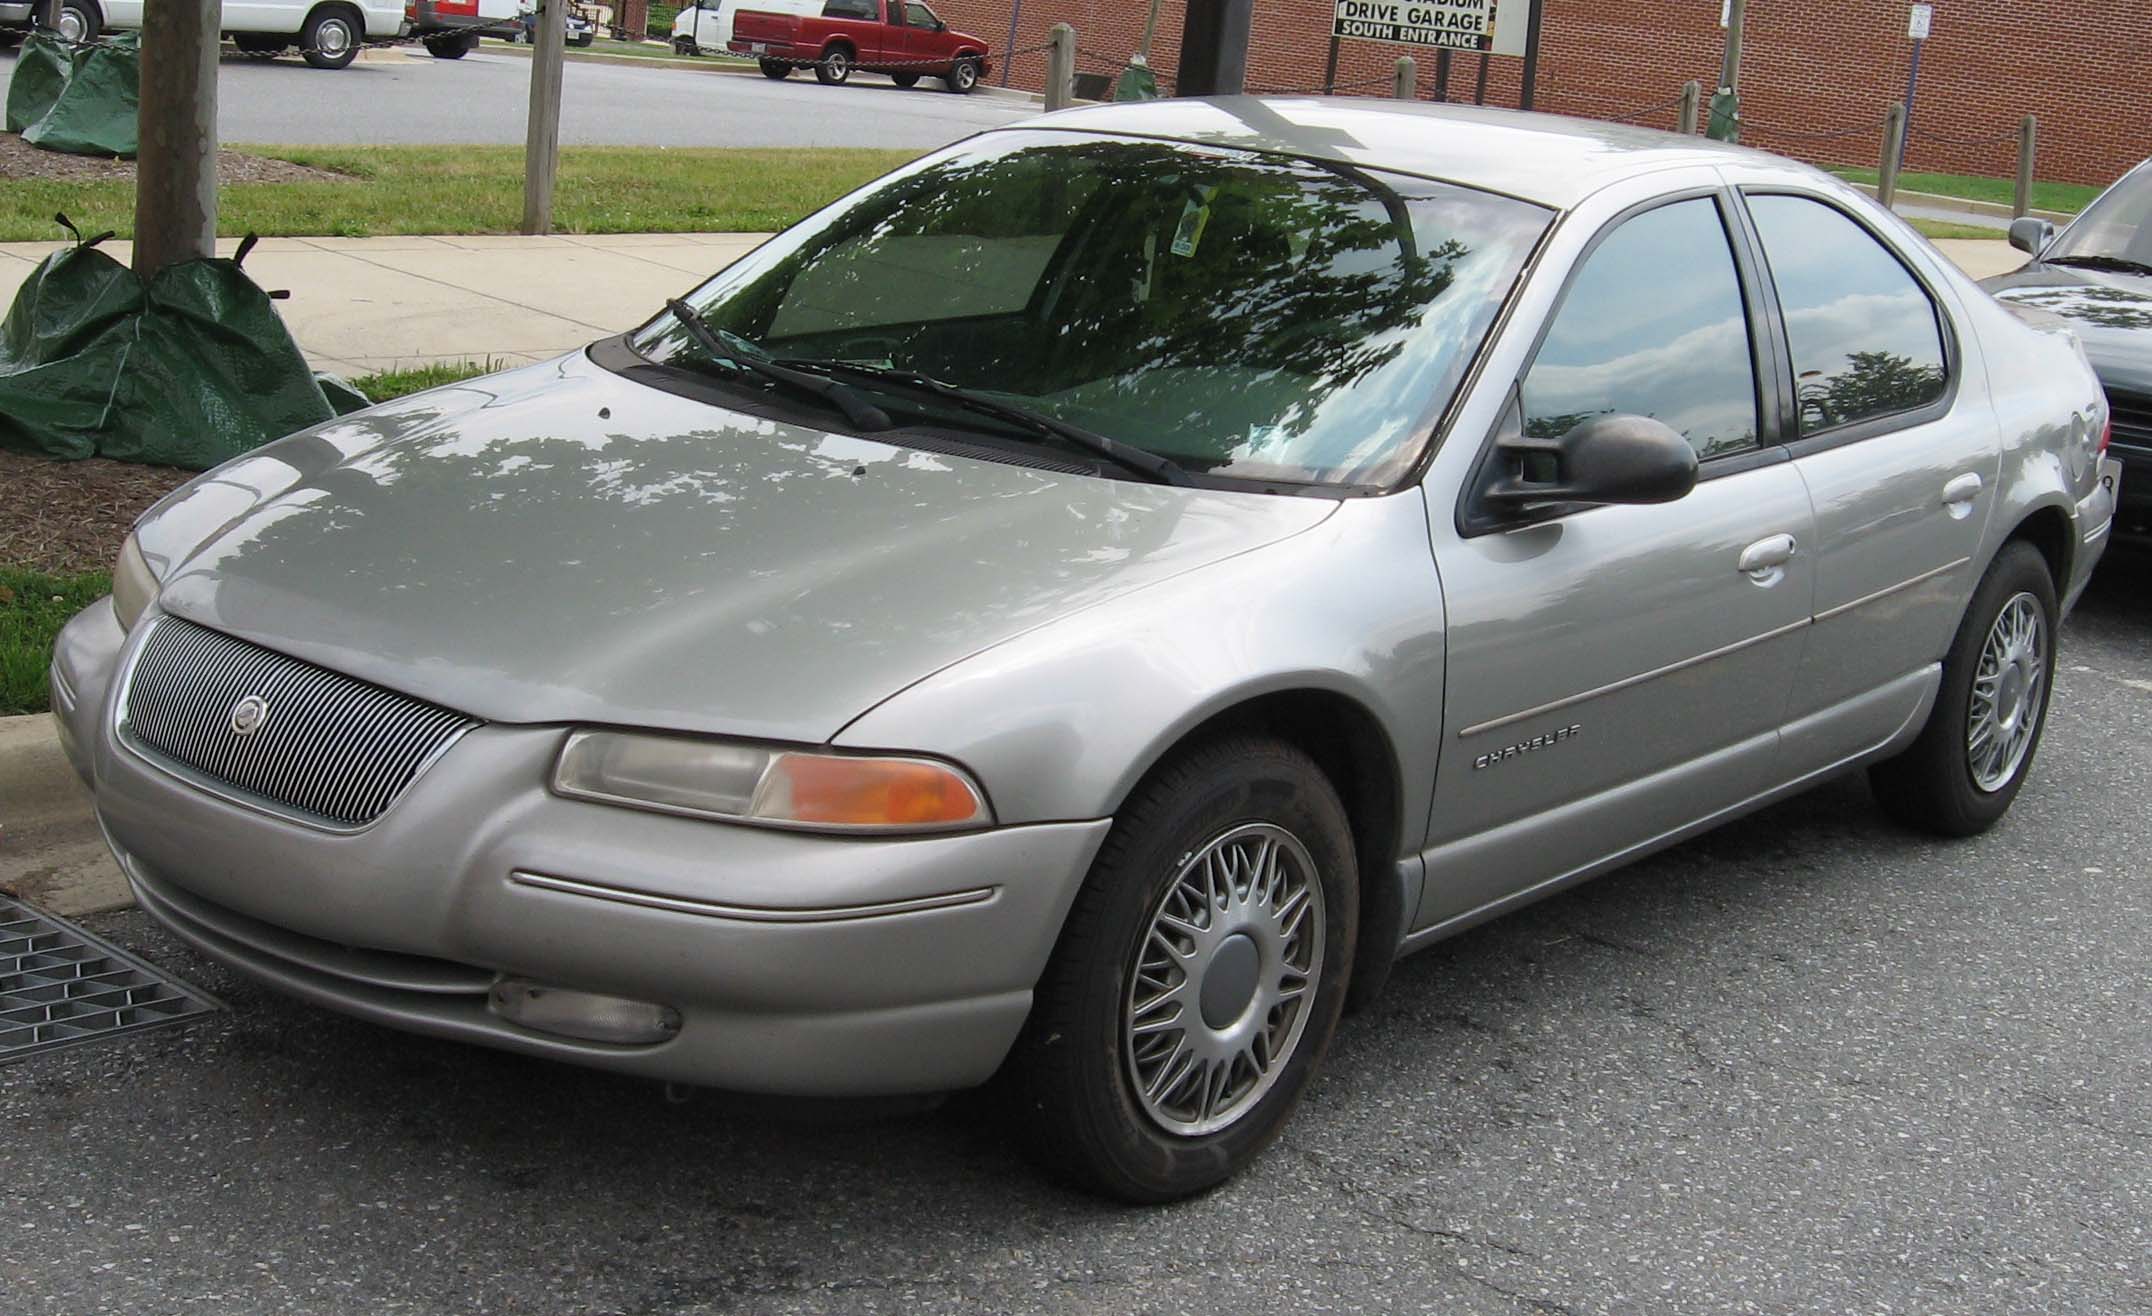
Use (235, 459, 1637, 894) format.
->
(300, 5, 361, 68)
(759, 57, 791, 78)
(813, 45, 851, 84)
(1003, 735, 1358, 1202)
(56, 0, 102, 42)
(234, 32, 289, 56)
(943, 54, 980, 93)
(1869, 541, 2059, 836)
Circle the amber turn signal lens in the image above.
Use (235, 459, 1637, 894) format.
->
(759, 753, 990, 829)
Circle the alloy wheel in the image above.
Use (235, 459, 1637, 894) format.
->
(1967, 591, 2045, 793)
(1123, 822, 1324, 1136)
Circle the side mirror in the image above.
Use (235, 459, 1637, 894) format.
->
(1482, 413, 1699, 515)
(2007, 216, 2054, 256)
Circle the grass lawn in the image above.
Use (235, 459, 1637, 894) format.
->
(0, 568, 109, 716)
(349, 360, 501, 402)
(0, 145, 919, 241)
(1908, 218, 2008, 241)
(1833, 168, 2100, 215)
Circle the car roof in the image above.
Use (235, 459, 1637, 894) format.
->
(1011, 97, 1799, 211)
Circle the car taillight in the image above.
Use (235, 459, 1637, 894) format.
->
(2099, 415, 2112, 455)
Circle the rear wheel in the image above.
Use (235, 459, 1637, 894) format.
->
(1003, 735, 1357, 1202)
(300, 4, 362, 68)
(1869, 541, 2058, 836)
(759, 58, 791, 78)
(943, 54, 980, 93)
(55, 0, 101, 42)
(423, 31, 476, 58)
(890, 71, 919, 87)
(814, 43, 851, 84)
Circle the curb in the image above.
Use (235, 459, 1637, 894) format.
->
(487, 42, 764, 75)
(0, 714, 130, 918)
(1849, 182, 2073, 226)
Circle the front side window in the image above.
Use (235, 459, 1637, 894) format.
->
(1522, 197, 1759, 460)
(903, 1, 938, 27)
(632, 131, 1552, 488)
(2046, 164, 2152, 267)
(1747, 194, 1948, 435)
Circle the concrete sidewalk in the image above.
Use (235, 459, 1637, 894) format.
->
(0, 232, 767, 377)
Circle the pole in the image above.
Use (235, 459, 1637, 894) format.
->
(1174, 0, 1252, 96)
(1001, 0, 1022, 85)
(1518, 0, 1543, 110)
(134, 0, 219, 273)
(1901, 36, 1924, 170)
(1322, 36, 1340, 93)
(2014, 114, 2038, 219)
(1878, 101, 1907, 210)
(1043, 23, 1075, 112)
(1434, 49, 1451, 101)
(1138, 0, 1162, 61)
(1718, 0, 1746, 94)
(1392, 55, 1416, 100)
(1677, 79, 1701, 134)
(522, 0, 566, 234)
(1473, 50, 1488, 104)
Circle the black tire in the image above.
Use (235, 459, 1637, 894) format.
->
(57, 0, 101, 42)
(759, 58, 792, 78)
(943, 54, 980, 93)
(423, 32, 475, 58)
(300, 4, 362, 69)
(889, 71, 919, 88)
(1869, 541, 2059, 837)
(0, 30, 21, 49)
(813, 43, 850, 84)
(674, 37, 695, 55)
(1003, 735, 1358, 1202)
(233, 32, 289, 55)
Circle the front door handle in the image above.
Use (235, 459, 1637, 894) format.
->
(1738, 533, 1798, 580)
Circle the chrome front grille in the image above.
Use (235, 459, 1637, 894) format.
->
(2107, 388, 2152, 448)
(123, 618, 476, 827)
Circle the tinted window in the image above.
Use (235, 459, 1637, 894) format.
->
(1748, 194, 1948, 435)
(1523, 198, 1757, 460)
(2047, 163, 2152, 265)
(636, 131, 1551, 488)
(822, 0, 877, 19)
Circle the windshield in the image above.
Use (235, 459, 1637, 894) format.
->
(630, 130, 1551, 488)
(2048, 163, 2152, 266)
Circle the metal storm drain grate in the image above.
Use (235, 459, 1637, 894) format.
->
(1, 896, 220, 1062)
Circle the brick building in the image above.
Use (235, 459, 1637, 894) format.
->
(937, 0, 2149, 186)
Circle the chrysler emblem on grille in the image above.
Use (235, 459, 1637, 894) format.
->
(229, 695, 270, 737)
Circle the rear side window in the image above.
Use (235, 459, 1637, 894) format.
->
(1746, 194, 1948, 435)
(1522, 197, 1759, 460)
(822, 0, 878, 18)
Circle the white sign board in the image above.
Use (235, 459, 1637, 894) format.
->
(1908, 3, 1933, 39)
(1333, 0, 1497, 54)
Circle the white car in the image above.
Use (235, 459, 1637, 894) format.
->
(49, 0, 405, 67)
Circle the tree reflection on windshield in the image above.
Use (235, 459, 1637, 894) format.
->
(637, 132, 1551, 488)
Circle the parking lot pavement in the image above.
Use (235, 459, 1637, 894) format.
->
(0, 46, 1036, 149)
(2, 552, 2146, 1315)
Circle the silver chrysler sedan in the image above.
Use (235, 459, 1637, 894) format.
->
(54, 101, 2120, 1201)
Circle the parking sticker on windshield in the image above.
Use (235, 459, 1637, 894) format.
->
(1171, 191, 1215, 258)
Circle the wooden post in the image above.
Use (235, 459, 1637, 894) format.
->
(2014, 114, 2038, 219)
(522, 0, 567, 235)
(1878, 101, 1907, 210)
(1043, 23, 1074, 111)
(1473, 50, 1488, 104)
(1392, 55, 1416, 100)
(1517, 0, 1543, 110)
(1434, 48, 1451, 101)
(1321, 34, 1340, 93)
(134, 0, 219, 273)
(1677, 79, 1701, 134)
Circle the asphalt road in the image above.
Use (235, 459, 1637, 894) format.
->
(4, 553, 2149, 1316)
(0, 46, 1036, 148)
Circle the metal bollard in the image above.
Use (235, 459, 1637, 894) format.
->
(2014, 114, 2038, 219)
(1044, 23, 1075, 112)
(1393, 55, 1417, 101)
(1677, 80, 1701, 135)
(1878, 102, 1907, 210)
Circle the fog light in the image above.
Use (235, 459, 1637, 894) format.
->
(488, 978, 682, 1045)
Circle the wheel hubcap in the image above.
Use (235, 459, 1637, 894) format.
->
(319, 21, 351, 54)
(1124, 822, 1324, 1137)
(1967, 591, 2045, 793)
(58, 7, 85, 39)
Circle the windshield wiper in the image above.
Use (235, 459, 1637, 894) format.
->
(2047, 254, 2152, 277)
(781, 360, 1193, 487)
(662, 299, 893, 431)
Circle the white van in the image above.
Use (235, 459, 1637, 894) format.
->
(670, 0, 814, 57)
(47, 0, 407, 69)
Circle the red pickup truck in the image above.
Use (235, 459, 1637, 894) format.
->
(731, 0, 991, 93)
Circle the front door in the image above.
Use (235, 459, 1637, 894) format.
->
(1418, 191, 1815, 931)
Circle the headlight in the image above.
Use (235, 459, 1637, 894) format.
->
(111, 533, 158, 634)
(552, 729, 992, 833)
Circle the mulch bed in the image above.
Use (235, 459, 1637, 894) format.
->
(0, 131, 350, 185)
(0, 449, 191, 575)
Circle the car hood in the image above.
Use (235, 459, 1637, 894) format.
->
(1985, 264, 2152, 395)
(147, 354, 1335, 744)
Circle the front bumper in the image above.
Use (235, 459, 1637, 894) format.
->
(0, 4, 35, 23)
(53, 603, 1108, 1094)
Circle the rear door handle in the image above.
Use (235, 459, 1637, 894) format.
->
(1943, 473, 1984, 508)
(1738, 533, 1798, 578)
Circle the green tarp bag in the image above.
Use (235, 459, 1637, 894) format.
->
(19, 31, 140, 157)
(0, 219, 342, 469)
(3, 30, 72, 134)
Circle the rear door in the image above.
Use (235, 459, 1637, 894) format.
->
(1732, 184, 1998, 768)
(1417, 180, 1815, 930)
